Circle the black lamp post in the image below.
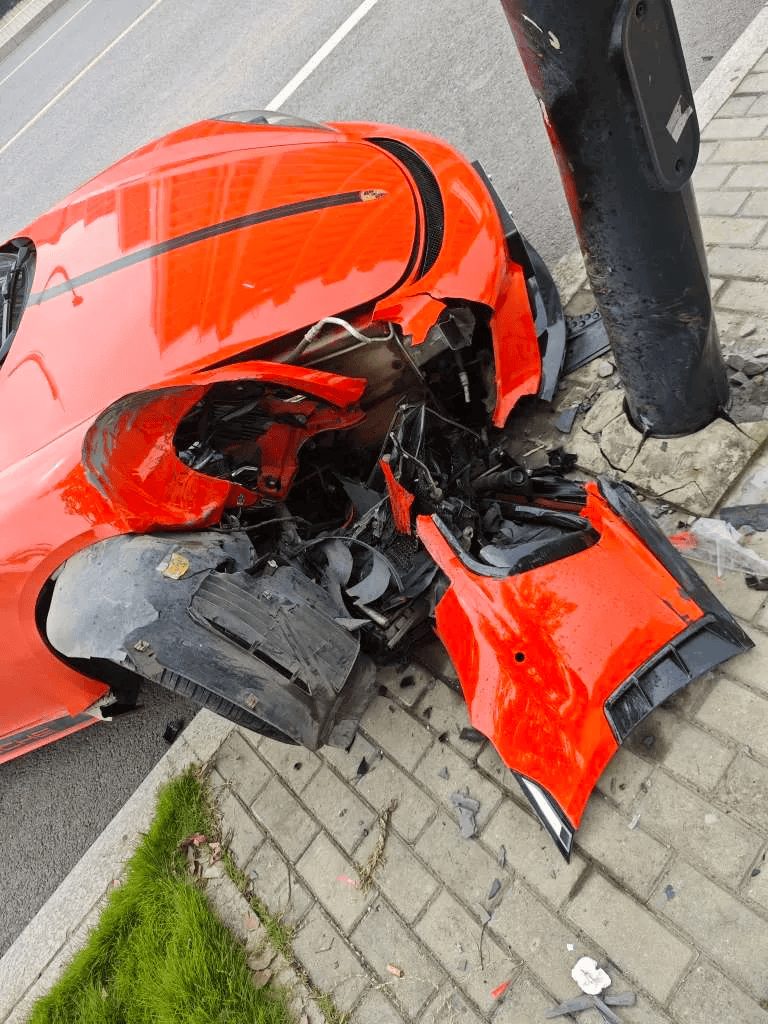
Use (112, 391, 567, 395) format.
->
(500, 0, 729, 436)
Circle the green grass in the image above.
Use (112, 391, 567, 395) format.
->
(29, 767, 292, 1024)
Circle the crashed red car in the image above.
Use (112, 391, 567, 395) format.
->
(0, 111, 750, 857)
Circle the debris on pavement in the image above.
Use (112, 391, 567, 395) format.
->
(163, 718, 184, 743)
(356, 799, 397, 891)
(571, 956, 611, 995)
(669, 517, 768, 577)
(720, 504, 768, 531)
(449, 791, 480, 838)
(498, 845, 507, 869)
(545, 991, 636, 1023)
(386, 963, 404, 977)
(438, 766, 450, 780)
(458, 726, 485, 743)
(491, 979, 511, 1000)
(663, 884, 677, 900)
(487, 878, 502, 900)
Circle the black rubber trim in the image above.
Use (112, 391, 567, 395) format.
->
(28, 191, 368, 305)
(369, 137, 444, 279)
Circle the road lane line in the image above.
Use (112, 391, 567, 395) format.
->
(0, 0, 96, 89)
(0, 0, 164, 156)
(266, 0, 383, 110)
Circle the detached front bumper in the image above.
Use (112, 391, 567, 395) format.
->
(417, 478, 752, 858)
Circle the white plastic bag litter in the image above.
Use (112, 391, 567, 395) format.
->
(669, 518, 768, 578)
(571, 956, 611, 995)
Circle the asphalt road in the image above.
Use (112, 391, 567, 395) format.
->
(1, 0, 766, 957)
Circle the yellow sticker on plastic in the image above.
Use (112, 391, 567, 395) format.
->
(162, 552, 190, 579)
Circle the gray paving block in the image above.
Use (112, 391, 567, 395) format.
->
(296, 833, 374, 934)
(413, 636, 460, 685)
(717, 752, 768, 834)
(697, 677, 768, 756)
(415, 889, 516, 1011)
(476, 744, 518, 797)
(416, 811, 504, 909)
(320, 732, 380, 781)
(729, 163, 768, 187)
(717, 624, 768, 693)
(415, 744, 503, 831)
(257, 737, 322, 794)
(576, 797, 670, 899)
(356, 755, 437, 843)
(420, 984, 486, 1024)
(214, 729, 271, 806)
(688, 560, 768, 621)
(695, 188, 750, 215)
(481, 798, 586, 908)
(245, 838, 313, 927)
(376, 662, 433, 707)
(348, 987, 407, 1024)
(360, 697, 433, 771)
(702, 116, 768, 139)
(217, 788, 264, 869)
(660, 720, 735, 792)
(352, 829, 438, 923)
(744, 191, 768, 217)
(702, 216, 766, 246)
(416, 679, 485, 759)
(654, 860, 768, 1000)
(250, 775, 320, 861)
(633, 770, 761, 887)
(292, 904, 370, 1012)
(721, 280, 768, 314)
(491, 881, 593, 1002)
(566, 873, 693, 1002)
(301, 765, 376, 854)
(736, 73, 768, 94)
(594, 747, 654, 811)
(351, 900, 445, 1016)
(492, 971, 558, 1024)
(693, 164, 735, 188)
(670, 960, 768, 1024)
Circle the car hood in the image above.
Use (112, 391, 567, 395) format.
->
(0, 120, 418, 470)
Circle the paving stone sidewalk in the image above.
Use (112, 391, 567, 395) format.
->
(5, 14, 768, 1024)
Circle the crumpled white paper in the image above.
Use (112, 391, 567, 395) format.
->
(571, 956, 611, 995)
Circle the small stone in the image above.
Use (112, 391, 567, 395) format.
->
(730, 371, 749, 388)
(740, 323, 757, 338)
(752, 868, 762, 878)
(597, 359, 614, 378)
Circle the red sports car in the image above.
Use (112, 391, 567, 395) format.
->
(0, 111, 749, 856)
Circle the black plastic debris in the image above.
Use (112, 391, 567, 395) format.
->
(399, 674, 416, 689)
(450, 791, 480, 838)
(458, 726, 485, 743)
(163, 719, 184, 744)
(555, 407, 578, 435)
(356, 757, 370, 778)
(721, 504, 768, 531)
(746, 575, 768, 591)
(487, 878, 501, 900)
(663, 884, 676, 900)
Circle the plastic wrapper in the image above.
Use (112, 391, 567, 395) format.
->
(669, 518, 768, 577)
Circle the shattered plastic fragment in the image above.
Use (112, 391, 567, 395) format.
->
(386, 964, 404, 977)
(487, 878, 501, 899)
(491, 979, 511, 999)
(571, 956, 611, 995)
(450, 791, 480, 838)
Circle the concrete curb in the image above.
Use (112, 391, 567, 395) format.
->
(0, 710, 236, 1023)
(0, 0, 70, 65)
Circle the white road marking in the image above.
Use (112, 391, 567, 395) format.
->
(0, 0, 164, 156)
(266, 0, 383, 111)
(0, 0, 96, 90)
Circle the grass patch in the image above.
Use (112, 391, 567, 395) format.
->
(29, 767, 291, 1024)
